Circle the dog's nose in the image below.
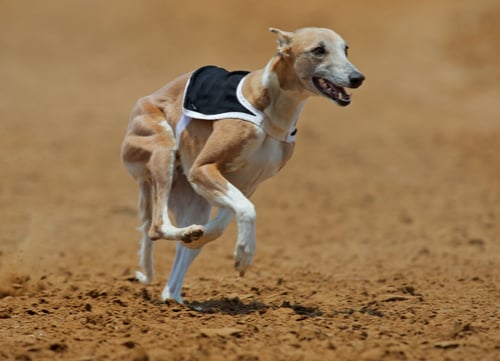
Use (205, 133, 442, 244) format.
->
(349, 71, 365, 88)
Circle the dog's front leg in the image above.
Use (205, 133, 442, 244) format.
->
(189, 164, 256, 275)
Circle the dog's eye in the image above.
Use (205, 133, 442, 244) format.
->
(345, 46, 349, 57)
(311, 46, 326, 57)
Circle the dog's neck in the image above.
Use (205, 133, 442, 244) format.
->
(242, 55, 310, 141)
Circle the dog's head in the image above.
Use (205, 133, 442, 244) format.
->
(270, 27, 364, 106)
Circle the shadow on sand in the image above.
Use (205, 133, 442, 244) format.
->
(185, 297, 323, 317)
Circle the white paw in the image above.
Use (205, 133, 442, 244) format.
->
(161, 288, 184, 305)
(233, 240, 255, 276)
(135, 271, 152, 284)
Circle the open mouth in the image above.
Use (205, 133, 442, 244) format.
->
(312, 77, 351, 106)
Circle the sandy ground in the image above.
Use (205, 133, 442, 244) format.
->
(1, 0, 499, 360)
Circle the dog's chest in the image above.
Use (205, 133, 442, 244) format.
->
(225, 136, 293, 194)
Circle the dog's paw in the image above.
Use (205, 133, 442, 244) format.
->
(234, 240, 255, 276)
(135, 271, 152, 284)
(161, 288, 184, 305)
(148, 226, 163, 241)
(180, 225, 205, 243)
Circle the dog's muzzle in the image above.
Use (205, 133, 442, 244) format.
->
(313, 71, 365, 107)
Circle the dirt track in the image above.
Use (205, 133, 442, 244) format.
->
(1, 1, 499, 360)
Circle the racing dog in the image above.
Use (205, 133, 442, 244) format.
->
(121, 27, 364, 303)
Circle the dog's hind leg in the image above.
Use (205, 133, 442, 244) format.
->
(146, 121, 205, 243)
(161, 206, 234, 302)
(122, 100, 205, 243)
(158, 206, 236, 303)
(161, 174, 212, 303)
(135, 181, 154, 283)
(161, 243, 201, 303)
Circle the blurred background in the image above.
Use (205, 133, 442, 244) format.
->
(1, 0, 499, 297)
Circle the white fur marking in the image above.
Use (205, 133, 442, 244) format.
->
(214, 184, 256, 273)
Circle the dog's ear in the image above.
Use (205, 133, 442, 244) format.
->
(269, 27, 293, 55)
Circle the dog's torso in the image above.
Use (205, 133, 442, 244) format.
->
(128, 68, 296, 197)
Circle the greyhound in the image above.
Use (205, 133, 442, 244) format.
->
(121, 27, 364, 303)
